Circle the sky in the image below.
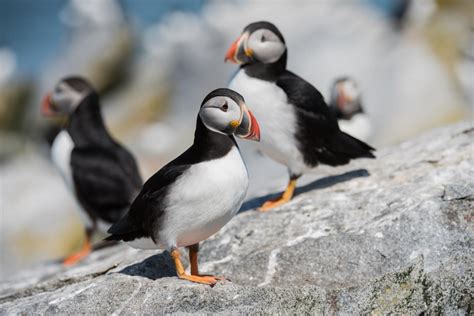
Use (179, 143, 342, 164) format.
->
(0, 0, 206, 75)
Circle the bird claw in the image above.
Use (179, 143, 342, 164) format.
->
(179, 274, 223, 286)
(197, 274, 228, 282)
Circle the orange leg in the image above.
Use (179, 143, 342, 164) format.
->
(171, 249, 220, 286)
(188, 244, 200, 276)
(187, 244, 226, 281)
(63, 236, 92, 266)
(259, 178, 298, 212)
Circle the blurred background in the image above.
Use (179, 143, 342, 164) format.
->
(0, 0, 472, 280)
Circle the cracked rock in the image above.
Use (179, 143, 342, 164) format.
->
(0, 121, 473, 314)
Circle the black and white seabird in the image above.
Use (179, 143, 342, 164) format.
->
(329, 77, 372, 142)
(106, 88, 260, 285)
(41, 76, 143, 265)
(225, 21, 375, 211)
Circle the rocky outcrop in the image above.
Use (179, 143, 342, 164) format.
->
(0, 121, 472, 314)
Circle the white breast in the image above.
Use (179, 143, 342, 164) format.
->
(229, 70, 307, 175)
(156, 146, 248, 249)
(338, 113, 372, 143)
(51, 131, 95, 230)
(51, 131, 75, 189)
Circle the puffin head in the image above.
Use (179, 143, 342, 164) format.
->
(199, 88, 260, 141)
(331, 77, 363, 118)
(41, 76, 94, 117)
(225, 21, 286, 65)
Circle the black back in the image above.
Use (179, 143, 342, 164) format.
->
(67, 92, 143, 224)
(276, 70, 374, 167)
(106, 117, 237, 242)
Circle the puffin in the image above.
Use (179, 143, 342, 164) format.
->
(225, 21, 375, 211)
(41, 76, 143, 265)
(106, 88, 260, 285)
(329, 77, 372, 142)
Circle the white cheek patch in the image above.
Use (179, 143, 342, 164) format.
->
(199, 108, 228, 134)
(248, 29, 286, 64)
(52, 83, 87, 112)
(67, 89, 87, 111)
(199, 106, 241, 134)
(254, 41, 285, 64)
(199, 98, 242, 134)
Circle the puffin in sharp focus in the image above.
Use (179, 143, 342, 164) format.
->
(225, 21, 375, 211)
(329, 77, 372, 142)
(41, 76, 143, 265)
(106, 88, 260, 285)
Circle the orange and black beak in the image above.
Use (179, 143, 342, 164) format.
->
(225, 32, 254, 65)
(41, 92, 56, 117)
(235, 103, 260, 141)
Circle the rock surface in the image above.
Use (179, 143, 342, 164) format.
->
(0, 121, 472, 314)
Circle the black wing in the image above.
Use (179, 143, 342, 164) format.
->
(276, 70, 375, 167)
(106, 159, 190, 242)
(71, 144, 142, 224)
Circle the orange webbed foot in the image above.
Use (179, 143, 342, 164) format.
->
(259, 196, 292, 212)
(178, 274, 221, 286)
(63, 239, 91, 266)
(172, 248, 226, 287)
(258, 178, 298, 212)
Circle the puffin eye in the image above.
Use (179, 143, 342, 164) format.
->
(222, 102, 228, 112)
(261, 34, 266, 42)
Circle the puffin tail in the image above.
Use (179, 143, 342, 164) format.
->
(104, 234, 122, 242)
(104, 215, 143, 242)
(104, 231, 143, 242)
(333, 131, 376, 159)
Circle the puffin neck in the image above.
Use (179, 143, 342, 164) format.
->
(190, 116, 237, 162)
(66, 92, 113, 147)
(242, 50, 287, 81)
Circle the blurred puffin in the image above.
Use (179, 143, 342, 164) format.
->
(225, 21, 375, 211)
(106, 88, 260, 285)
(41, 76, 142, 265)
(329, 77, 372, 142)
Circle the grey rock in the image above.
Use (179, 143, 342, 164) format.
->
(0, 121, 473, 314)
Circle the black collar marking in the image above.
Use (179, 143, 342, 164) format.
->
(242, 50, 288, 81)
